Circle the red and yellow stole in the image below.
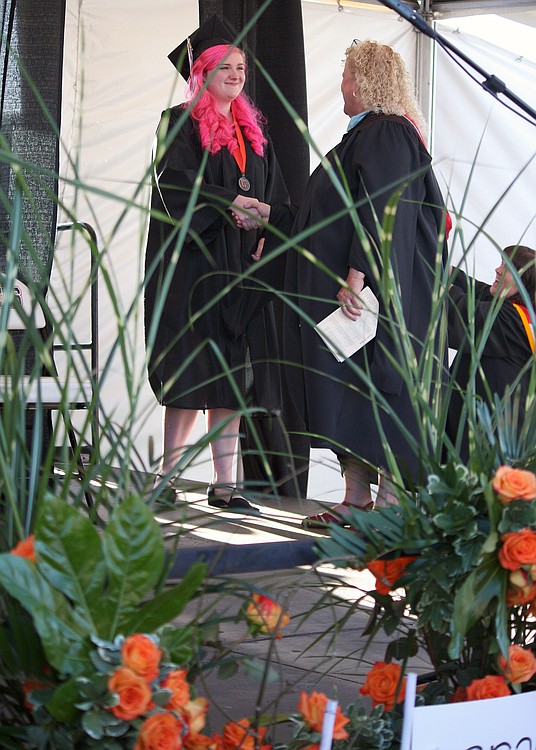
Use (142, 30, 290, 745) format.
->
(513, 303, 535, 355)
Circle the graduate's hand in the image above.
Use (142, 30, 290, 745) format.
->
(251, 237, 265, 262)
(230, 195, 262, 229)
(231, 197, 271, 230)
(337, 268, 365, 320)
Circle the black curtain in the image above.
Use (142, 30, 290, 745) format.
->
(199, 0, 310, 499)
(0, 0, 66, 451)
(0, 0, 66, 283)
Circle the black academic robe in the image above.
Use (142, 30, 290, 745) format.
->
(447, 272, 534, 461)
(283, 113, 448, 481)
(144, 106, 290, 411)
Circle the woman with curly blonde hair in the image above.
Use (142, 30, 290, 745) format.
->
(237, 39, 450, 524)
(345, 39, 426, 136)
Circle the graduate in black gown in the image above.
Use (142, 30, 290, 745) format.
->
(144, 17, 291, 509)
(235, 40, 450, 525)
(447, 245, 535, 462)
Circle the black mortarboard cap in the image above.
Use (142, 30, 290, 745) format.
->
(168, 15, 238, 82)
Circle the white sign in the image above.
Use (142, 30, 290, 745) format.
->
(403, 674, 536, 750)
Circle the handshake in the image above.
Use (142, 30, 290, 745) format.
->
(230, 195, 271, 231)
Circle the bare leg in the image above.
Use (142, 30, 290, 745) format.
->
(159, 406, 199, 476)
(342, 458, 376, 508)
(376, 473, 399, 508)
(206, 408, 241, 492)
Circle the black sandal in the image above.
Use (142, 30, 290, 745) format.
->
(207, 485, 259, 513)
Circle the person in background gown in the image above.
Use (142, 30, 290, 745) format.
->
(235, 39, 450, 527)
(144, 16, 291, 510)
(447, 245, 535, 462)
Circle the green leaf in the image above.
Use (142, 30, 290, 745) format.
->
(46, 679, 80, 722)
(82, 709, 105, 740)
(152, 688, 173, 707)
(0, 602, 46, 675)
(242, 656, 279, 684)
(102, 495, 165, 637)
(483, 481, 503, 533)
(385, 635, 418, 661)
(159, 624, 196, 665)
(120, 562, 206, 634)
(448, 556, 507, 659)
(218, 659, 239, 679)
(0, 728, 31, 750)
(500, 500, 536, 533)
(494, 578, 510, 658)
(0, 554, 91, 675)
(103, 720, 129, 738)
(35, 497, 106, 632)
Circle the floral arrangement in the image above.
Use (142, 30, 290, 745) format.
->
(0, 492, 295, 749)
(316, 462, 536, 748)
(5, 462, 536, 750)
(23, 631, 210, 750)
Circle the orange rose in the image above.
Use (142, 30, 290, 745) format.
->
(11, 534, 36, 562)
(359, 661, 406, 711)
(182, 697, 209, 738)
(466, 675, 511, 701)
(184, 733, 220, 750)
(367, 556, 417, 595)
(122, 634, 162, 682)
(162, 669, 191, 710)
(108, 667, 152, 720)
(297, 691, 349, 739)
(498, 529, 536, 571)
(493, 466, 536, 504)
(498, 645, 536, 684)
(134, 712, 183, 750)
(245, 594, 290, 639)
(221, 719, 271, 750)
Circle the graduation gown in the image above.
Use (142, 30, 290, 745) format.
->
(447, 272, 534, 461)
(284, 113, 448, 481)
(144, 106, 290, 411)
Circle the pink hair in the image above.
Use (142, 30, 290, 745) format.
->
(184, 44, 267, 156)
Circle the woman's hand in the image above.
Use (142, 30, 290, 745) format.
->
(337, 268, 365, 320)
(230, 196, 270, 230)
(251, 237, 264, 262)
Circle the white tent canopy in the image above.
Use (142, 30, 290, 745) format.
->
(58, 0, 536, 497)
(310, 0, 536, 25)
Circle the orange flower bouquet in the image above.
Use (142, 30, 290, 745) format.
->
(0, 494, 213, 749)
(0, 493, 300, 750)
(315, 459, 536, 746)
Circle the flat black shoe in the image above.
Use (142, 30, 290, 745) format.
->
(150, 476, 179, 508)
(207, 485, 259, 513)
(156, 486, 178, 504)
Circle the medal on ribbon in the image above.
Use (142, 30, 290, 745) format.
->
(232, 111, 250, 192)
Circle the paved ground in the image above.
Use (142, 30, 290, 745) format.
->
(148, 482, 432, 738)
